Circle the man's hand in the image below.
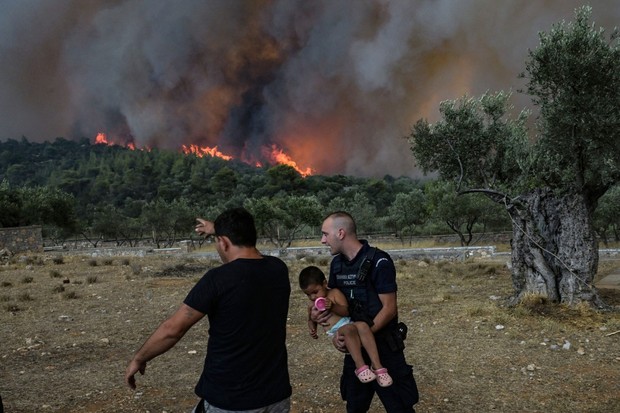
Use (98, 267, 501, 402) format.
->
(195, 218, 215, 236)
(310, 306, 331, 326)
(332, 330, 347, 353)
(125, 358, 146, 390)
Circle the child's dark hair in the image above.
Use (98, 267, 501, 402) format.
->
(298, 266, 326, 289)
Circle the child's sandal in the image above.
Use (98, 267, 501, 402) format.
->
(355, 365, 376, 383)
(372, 368, 393, 387)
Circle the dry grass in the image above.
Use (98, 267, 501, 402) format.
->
(0, 252, 618, 412)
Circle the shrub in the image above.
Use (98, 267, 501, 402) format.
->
(88, 259, 98, 267)
(21, 276, 34, 284)
(52, 256, 64, 265)
(62, 291, 79, 300)
(1, 281, 12, 288)
(86, 275, 98, 284)
(49, 270, 63, 278)
(18, 292, 33, 302)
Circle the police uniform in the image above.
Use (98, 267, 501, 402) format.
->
(328, 241, 419, 413)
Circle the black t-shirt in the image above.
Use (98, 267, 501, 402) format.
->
(184, 256, 292, 410)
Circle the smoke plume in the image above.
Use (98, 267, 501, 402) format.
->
(0, 0, 617, 177)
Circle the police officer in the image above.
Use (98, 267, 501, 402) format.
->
(316, 211, 419, 413)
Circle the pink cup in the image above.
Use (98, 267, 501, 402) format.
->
(315, 297, 326, 311)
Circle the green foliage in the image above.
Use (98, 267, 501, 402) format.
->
(409, 91, 529, 193)
(425, 181, 510, 246)
(245, 195, 323, 248)
(521, 6, 620, 194)
(0, 179, 78, 237)
(385, 189, 428, 245)
(409, 6, 619, 220)
(593, 184, 620, 245)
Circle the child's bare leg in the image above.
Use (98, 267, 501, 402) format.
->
(353, 321, 383, 370)
(338, 324, 366, 369)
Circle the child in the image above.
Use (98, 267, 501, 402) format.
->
(298, 266, 393, 387)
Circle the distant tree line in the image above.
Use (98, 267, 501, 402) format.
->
(1, 137, 618, 249)
(0, 137, 518, 248)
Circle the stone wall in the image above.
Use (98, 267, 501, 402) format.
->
(0, 226, 43, 253)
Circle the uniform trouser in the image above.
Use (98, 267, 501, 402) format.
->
(339, 335, 419, 413)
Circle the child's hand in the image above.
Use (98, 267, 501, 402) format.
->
(323, 298, 333, 310)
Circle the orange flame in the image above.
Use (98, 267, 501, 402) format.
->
(95, 132, 109, 145)
(94, 133, 312, 176)
(94, 132, 137, 150)
(264, 144, 313, 177)
(181, 144, 233, 160)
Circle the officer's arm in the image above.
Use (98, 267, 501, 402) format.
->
(371, 292, 397, 334)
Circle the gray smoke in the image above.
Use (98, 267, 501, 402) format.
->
(0, 0, 617, 177)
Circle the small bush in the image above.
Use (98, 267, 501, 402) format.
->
(49, 270, 63, 278)
(21, 276, 34, 284)
(62, 291, 79, 300)
(18, 292, 33, 302)
(0, 294, 11, 302)
(52, 256, 64, 265)
(102, 258, 113, 266)
(88, 259, 98, 267)
(86, 275, 98, 284)
(5, 304, 20, 312)
(52, 285, 65, 293)
(121, 258, 131, 266)
(1, 281, 12, 288)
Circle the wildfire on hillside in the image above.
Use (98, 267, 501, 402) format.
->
(181, 144, 232, 161)
(95, 133, 136, 150)
(95, 133, 313, 177)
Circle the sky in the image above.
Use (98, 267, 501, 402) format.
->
(1, 0, 618, 177)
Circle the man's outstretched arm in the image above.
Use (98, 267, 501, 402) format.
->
(125, 303, 205, 389)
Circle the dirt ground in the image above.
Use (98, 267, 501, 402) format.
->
(0, 250, 618, 412)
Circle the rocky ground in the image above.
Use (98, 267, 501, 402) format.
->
(0, 251, 618, 412)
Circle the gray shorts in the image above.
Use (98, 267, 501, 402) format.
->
(191, 397, 290, 413)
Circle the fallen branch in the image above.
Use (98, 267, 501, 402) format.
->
(605, 330, 620, 337)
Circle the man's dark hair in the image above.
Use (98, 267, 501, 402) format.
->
(298, 266, 326, 289)
(214, 207, 257, 247)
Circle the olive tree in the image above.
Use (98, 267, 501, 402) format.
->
(409, 7, 619, 306)
(245, 195, 323, 249)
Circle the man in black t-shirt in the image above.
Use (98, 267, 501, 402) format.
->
(316, 211, 419, 413)
(125, 208, 291, 412)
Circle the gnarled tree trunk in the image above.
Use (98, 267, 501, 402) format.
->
(506, 188, 605, 307)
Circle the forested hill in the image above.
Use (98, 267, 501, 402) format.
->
(0, 137, 420, 211)
(0, 137, 435, 244)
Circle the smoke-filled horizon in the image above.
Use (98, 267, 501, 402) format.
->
(1, 0, 617, 177)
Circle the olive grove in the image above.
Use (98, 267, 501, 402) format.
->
(409, 7, 620, 306)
